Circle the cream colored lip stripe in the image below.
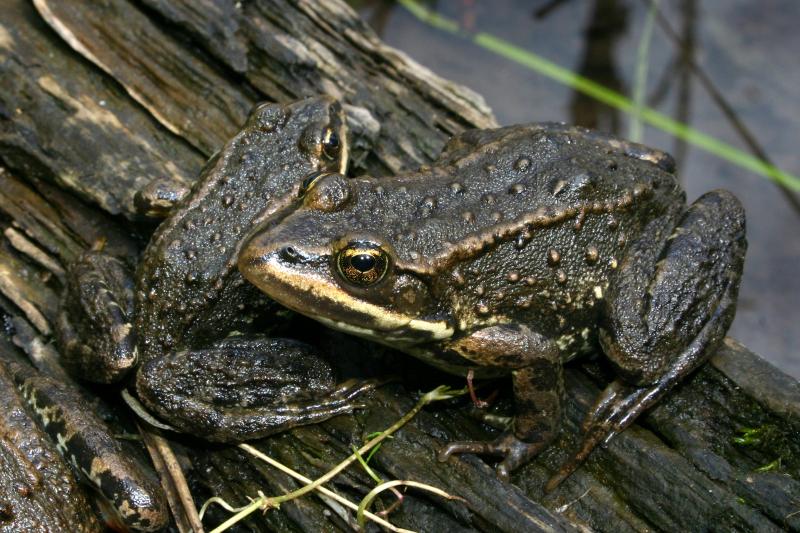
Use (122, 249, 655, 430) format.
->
(260, 262, 454, 340)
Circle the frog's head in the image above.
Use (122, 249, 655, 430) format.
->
(239, 173, 454, 348)
(245, 96, 349, 178)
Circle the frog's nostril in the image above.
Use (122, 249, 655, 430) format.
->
(279, 246, 301, 263)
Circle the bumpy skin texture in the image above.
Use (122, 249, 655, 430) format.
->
(6, 359, 168, 531)
(135, 97, 348, 363)
(136, 336, 376, 441)
(57, 253, 137, 382)
(58, 97, 350, 382)
(240, 122, 747, 489)
(133, 178, 191, 219)
(51, 97, 371, 529)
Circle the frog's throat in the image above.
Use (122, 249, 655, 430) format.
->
(314, 315, 451, 348)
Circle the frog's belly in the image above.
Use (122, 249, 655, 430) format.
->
(407, 346, 511, 378)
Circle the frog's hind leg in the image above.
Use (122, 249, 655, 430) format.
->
(547, 190, 746, 492)
(56, 251, 138, 383)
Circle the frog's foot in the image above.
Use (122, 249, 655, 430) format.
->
(56, 251, 138, 383)
(439, 432, 553, 481)
(438, 325, 564, 480)
(545, 380, 657, 492)
(133, 177, 190, 218)
(136, 335, 380, 442)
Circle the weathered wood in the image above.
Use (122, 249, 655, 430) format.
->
(1, 0, 798, 531)
(3, 0, 495, 220)
(0, 2, 201, 218)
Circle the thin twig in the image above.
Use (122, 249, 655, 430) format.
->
(238, 444, 412, 532)
(139, 424, 204, 533)
(357, 480, 465, 529)
(208, 386, 465, 533)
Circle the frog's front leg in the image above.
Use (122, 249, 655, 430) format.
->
(436, 324, 563, 479)
(547, 190, 746, 491)
(135, 336, 378, 441)
(56, 251, 138, 383)
(133, 178, 190, 218)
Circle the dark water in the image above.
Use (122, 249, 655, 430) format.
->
(349, 0, 800, 378)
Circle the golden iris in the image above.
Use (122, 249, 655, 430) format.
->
(337, 243, 389, 286)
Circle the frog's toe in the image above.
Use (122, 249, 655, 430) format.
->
(590, 382, 653, 440)
(283, 377, 385, 420)
(331, 376, 391, 400)
(577, 379, 650, 438)
(545, 422, 609, 492)
(438, 432, 550, 480)
(545, 380, 659, 493)
(495, 434, 552, 480)
(438, 439, 504, 462)
(580, 379, 624, 433)
(133, 177, 190, 218)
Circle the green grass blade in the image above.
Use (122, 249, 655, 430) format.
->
(630, 0, 660, 142)
(397, 0, 800, 191)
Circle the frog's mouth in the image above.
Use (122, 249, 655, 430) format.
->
(239, 242, 454, 347)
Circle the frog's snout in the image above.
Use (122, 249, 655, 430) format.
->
(239, 237, 320, 298)
(278, 245, 304, 264)
(240, 237, 352, 326)
(239, 240, 282, 278)
(240, 240, 314, 270)
(240, 241, 285, 295)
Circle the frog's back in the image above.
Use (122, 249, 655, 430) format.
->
(350, 124, 685, 357)
(135, 140, 272, 360)
(135, 98, 346, 361)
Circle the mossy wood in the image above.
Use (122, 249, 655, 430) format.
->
(0, 1, 798, 531)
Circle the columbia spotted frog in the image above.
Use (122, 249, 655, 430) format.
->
(53, 97, 375, 530)
(239, 123, 747, 490)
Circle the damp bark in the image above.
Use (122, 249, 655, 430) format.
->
(0, 1, 798, 532)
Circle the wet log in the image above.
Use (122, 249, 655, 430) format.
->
(1, 1, 798, 532)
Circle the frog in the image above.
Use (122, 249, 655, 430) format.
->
(238, 122, 747, 491)
(51, 96, 376, 530)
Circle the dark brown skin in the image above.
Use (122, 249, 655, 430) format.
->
(51, 97, 378, 529)
(0, 359, 103, 533)
(4, 358, 168, 531)
(136, 335, 377, 441)
(59, 97, 351, 382)
(239, 123, 747, 490)
(136, 96, 348, 365)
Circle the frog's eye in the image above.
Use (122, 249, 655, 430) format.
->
(321, 126, 341, 160)
(336, 242, 390, 286)
(298, 171, 333, 197)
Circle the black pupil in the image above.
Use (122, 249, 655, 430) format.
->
(350, 254, 375, 272)
(326, 131, 339, 149)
